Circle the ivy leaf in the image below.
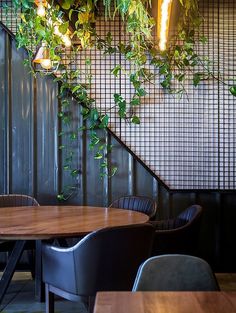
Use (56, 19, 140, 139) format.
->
(200, 36, 207, 44)
(37, 28, 46, 37)
(106, 32, 113, 45)
(114, 94, 126, 118)
(72, 85, 81, 93)
(90, 132, 100, 147)
(193, 73, 201, 86)
(131, 116, 140, 124)
(161, 79, 170, 89)
(58, 112, 64, 118)
(111, 65, 121, 77)
(118, 43, 127, 54)
(57, 194, 65, 201)
(110, 166, 118, 177)
(151, 58, 163, 67)
(159, 64, 169, 75)
(100, 161, 107, 168)
(99, 114, 109, 128)
(70, 133, 77, 140)
(90, 108, 99, 121)
(175, 73, 185, 82)
(59, 21, 69, 35)
(85, 58, 91, 66)
(130, 97, 140, 106)
(119, 0, 131, 13)
(94, 152, 103, 160)
(61, 0, 74, 10)
(229, 86, 236, 97)
(136, 88, 147, 97)
(61, 99, 70, 107)
(69, 9, 74, 20)
(81, 107, 90, 116)
(21, 0, 32, 9)
(71, 169, 79, 177)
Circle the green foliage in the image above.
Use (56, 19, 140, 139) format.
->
(11, 0, 225, 200)
(229, 86, 236, 97)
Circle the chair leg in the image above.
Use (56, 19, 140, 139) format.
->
(45, 284, 54, 313)
(27, 250, 35, 279)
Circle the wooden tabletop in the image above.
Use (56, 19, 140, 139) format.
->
(94, 291, 236, 313)
(0, 206, 149, 240)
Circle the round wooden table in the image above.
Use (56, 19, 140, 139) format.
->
(0, 205, 149, 302)
(0, 205, 149, 239)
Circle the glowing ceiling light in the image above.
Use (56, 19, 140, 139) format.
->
(159, 0, 173, 51)
(37, 3, 46, 17)
(41, 59, 52, 70)
(54, 24, 61, 36)
(35, 0, 47, 17)
(62, 35, 72, 47)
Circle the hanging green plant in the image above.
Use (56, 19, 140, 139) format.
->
(7, 0, 235, 200)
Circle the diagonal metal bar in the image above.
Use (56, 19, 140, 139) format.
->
(0, 240, 26, 304)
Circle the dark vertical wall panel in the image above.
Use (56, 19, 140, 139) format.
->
(36, 76, 59, 204)
(11, 41, 34, 194)
(0, 29, 6, 194)
(221, 193, 236, 271)
(135, 161, 157, 199)
(110, 137, 132, 202)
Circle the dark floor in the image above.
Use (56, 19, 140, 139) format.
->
(0, 272, 88, 313)
(0, 272, 236, 313)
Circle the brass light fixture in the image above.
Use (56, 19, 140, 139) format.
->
(32, 42, 57, 72)
(33, 0, 72, 72)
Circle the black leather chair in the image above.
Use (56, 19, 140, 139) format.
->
(151, 205, 203, 256)
(42, 223, 155, 313)
(0, 194, 39, 276)
(132, 254, 220, 291)
(109, 195, 157, 220)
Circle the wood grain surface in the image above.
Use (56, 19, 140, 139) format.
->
(0, 206, 149, 239)
(94, 291, 236, 313)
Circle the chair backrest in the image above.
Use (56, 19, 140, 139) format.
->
(0, 194, 39, 207)
(177, 204, 202, 224)
(132, 254, 220, 291)
(43, 223, 154, 297)
(151, 205, 203, 255)
(109, 196, 157, 220)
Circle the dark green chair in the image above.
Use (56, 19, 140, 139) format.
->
(132, 254, 220, 291)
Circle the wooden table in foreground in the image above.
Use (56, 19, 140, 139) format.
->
(0, 206, 148, 303)
(94, 291, 236, 313)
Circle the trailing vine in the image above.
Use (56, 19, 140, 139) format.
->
(6, 0, 236, 200)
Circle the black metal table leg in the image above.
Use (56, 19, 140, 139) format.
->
(0, 240, 26, 304)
